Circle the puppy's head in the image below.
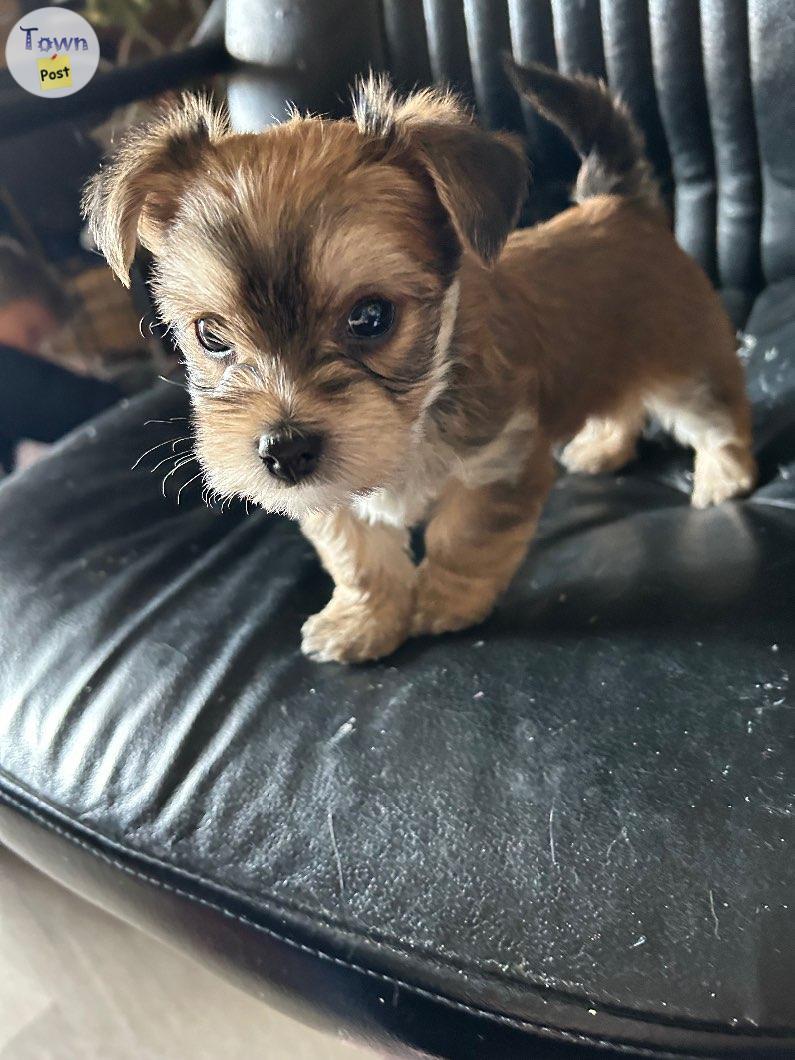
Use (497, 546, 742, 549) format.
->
(84, 80, 527, 517)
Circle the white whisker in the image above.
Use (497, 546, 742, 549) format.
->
(131, 436, 186, 470)
(161, 456, 197, 496)
(176, 471, 203, 506)
(158, 375, 191, 393)
(149, 439, 192, 473)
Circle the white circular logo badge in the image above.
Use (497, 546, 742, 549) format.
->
(5, 7, 99, 98)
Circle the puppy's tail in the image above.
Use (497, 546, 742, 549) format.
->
(504, 56, 662, 215)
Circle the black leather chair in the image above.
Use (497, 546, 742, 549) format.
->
(1, 2, 793, 1056)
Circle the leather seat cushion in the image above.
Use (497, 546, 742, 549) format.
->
(0, 281, 793, 1056)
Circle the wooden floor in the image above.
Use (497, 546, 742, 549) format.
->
(0, 848, 373, 1059)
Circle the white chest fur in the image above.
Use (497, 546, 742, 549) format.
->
(353, 429, 456, 528)
(353, 410, 536, 529)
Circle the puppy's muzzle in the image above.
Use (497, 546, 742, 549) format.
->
(258, 430, 323, 485)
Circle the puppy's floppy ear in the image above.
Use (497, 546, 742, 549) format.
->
(406, 122, 529, 263)
(82, 94, 228, 286)
(354, 74, 528, 263)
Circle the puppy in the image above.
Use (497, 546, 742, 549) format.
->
(84, 60, 756, 663)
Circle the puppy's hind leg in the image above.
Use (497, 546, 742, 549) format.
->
(561, 405, 645, 475)
(647, 376, 756, 509)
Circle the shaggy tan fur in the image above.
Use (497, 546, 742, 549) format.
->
(84, 61, 756, 662)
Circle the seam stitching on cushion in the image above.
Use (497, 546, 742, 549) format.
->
(0, 787, 698, 1059)
(1, 775, 791, 1046)
(0, 770, 656, 1007)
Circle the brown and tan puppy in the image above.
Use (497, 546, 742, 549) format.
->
(84, 61, 756, 662)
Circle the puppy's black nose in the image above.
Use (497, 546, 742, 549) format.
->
(258, 431, 322, 484)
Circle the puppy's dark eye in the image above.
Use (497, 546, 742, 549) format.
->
(347, 298, 395, 339)
(195, 317, 233, 357)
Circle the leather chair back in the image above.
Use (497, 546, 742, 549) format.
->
(225, 0, 795, 311)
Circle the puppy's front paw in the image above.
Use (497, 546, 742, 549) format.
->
(411, 562, 496, 638)
(301, 589, 413, 663)
(691, 445, 757, 509)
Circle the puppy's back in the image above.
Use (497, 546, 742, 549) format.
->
(493, 197, 738, 441)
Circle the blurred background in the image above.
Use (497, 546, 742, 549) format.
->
(0, 0, 221, 475)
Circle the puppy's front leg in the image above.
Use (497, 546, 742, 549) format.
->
(412, 448, 555, 638)
(300, 509, 417, 663)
